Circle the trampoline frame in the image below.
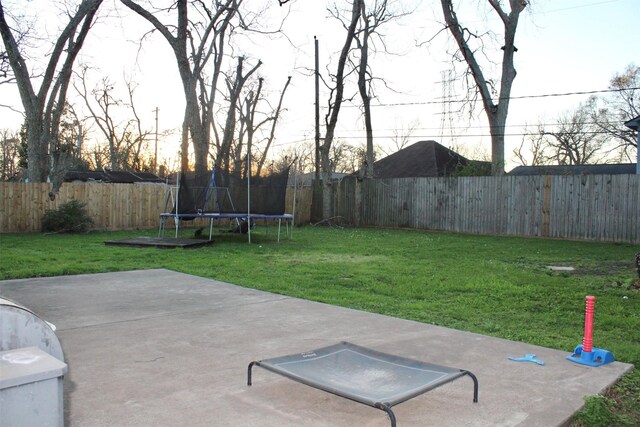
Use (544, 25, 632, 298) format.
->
(158, 212, 293, 242)
(247, 342, 478, 427)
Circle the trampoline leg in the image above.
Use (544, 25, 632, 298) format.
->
(247, 361, 257, 386)
(462, 370, 479, 403)
(158, 217, 164, 237)
(277, 219, 282, 242)
(376, 403, 396, 427)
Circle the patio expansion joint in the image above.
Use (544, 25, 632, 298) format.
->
(56, 295, 293, 332)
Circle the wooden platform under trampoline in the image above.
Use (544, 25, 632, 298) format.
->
(104, 237, 212, 249)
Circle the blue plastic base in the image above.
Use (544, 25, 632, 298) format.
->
(567, 344, 614, 367)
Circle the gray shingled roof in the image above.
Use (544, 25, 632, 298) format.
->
(370, 140, 475, 178)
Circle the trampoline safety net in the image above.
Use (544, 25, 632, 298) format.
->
(173, 167, 290, 216)
(247, 341, 478, 427)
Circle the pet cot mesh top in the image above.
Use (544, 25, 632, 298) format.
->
(251, 341, 470, 407)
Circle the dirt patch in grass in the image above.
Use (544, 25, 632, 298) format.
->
(572, 261, 634, 277)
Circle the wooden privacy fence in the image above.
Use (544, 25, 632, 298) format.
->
(1, 176, 638, 243)
(0, 182, 312, 233)
(0, 182, 168, 232)
(329, 174, 640, 244)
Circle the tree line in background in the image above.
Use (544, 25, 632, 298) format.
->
(513, 64, 639, 166)
(0, 1, 638, 212)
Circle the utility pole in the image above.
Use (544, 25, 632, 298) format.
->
(154, 107, 159, 174)
(623, 116, 640, 175)
(314, 36, 320, 181)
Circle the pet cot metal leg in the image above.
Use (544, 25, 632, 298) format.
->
(375, 403, 396, 427)
(462, 370, 479, 403)
(247, 361, 258, 386)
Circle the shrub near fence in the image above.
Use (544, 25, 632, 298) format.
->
(0, 182, 313, 233)
(330, 174, 640, 244)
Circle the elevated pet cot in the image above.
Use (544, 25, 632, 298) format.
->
(247, 341, 478, 426)
(158, 167, 293, 242)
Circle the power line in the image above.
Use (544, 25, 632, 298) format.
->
(342, 87, 640, 108)
(272, 127, 630, 148)
(542, 0, 624, 14)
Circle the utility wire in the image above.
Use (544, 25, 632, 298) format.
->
(340, 87, 639, 108)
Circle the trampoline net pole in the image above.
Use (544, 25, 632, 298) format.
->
(247, 144, 252, 244)
(175, 170, 180, 238)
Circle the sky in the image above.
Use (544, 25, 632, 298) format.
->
(0, 0, 638, 171)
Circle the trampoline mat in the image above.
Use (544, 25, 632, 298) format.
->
(250, 341, 473, 407)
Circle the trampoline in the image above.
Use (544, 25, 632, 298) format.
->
(158, 167, 293, 242)
(247, 342, 478, 426)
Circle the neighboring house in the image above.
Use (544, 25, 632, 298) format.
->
(64, 170, 164, 183)
(508, 164, 637, 176)
(360, 140, 490, 178)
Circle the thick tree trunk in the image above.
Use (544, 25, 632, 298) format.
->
(440, 0, 526, 176)
(0, 0, 103, 188)
(357, 1, 374, 178)
(320, 0, 361, 220)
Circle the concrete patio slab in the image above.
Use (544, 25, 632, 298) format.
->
(0, 269, 633, 427)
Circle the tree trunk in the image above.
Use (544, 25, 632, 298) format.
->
(0, 0, 103, 189)
(357, 1, 374, 178)
(321, 0, 361, 220)
(440, 0, 526, 176)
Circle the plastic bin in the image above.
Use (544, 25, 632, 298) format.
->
(0, 346, 68, 427)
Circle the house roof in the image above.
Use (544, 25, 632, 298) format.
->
(624, 115, 640, 130)
(508, 163, 637, 176)
(370, 140, 476, 178)
(64, 170, 164, 183)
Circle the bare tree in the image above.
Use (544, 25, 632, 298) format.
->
(235, 74, 292, 177)
(275, 141, 315, 176)
(120, 0, 239, 177)
(0, 128, 20, 180)
(538, 103, 609, 165)
(383, 118, 420, 156)
(255, 75, 292, 176)
(75, 67, 151, 171)
(589, 64, 639, 161)
(121, 0, 286, 178)
(353, 0, 406, 177)
(354, 0, 373, 178)
(0, 0, 103, 198)
(440, 0, 527, 175)
(512, 131, 546, 166)
(217, 56, 261, 173)
(320, 0, 361, 219)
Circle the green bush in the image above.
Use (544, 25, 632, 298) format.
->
(42, 200, 94, 233)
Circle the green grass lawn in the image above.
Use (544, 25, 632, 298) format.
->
(0, 225, 638, 425)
